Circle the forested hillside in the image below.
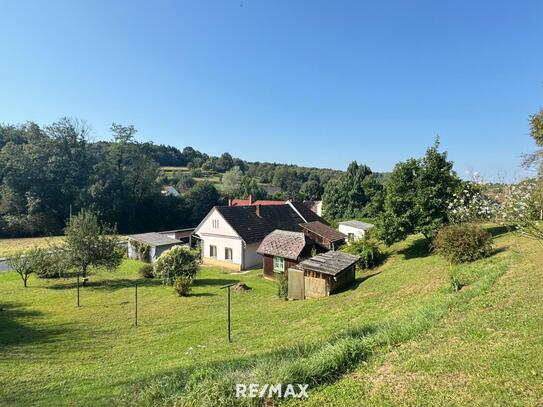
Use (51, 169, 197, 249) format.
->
(0, 119, 386, 238)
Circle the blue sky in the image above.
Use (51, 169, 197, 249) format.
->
(1, 1, 542, 181)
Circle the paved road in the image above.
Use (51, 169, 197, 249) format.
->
(0, 260, 10, 272)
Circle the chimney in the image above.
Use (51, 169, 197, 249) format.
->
(248, 194, 253, 205)
(255, 204, 261, 217)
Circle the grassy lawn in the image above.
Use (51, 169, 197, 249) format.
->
(288, 235, 543, 406)
(1, 231, 538, 406)
(0, 236, 66, 258)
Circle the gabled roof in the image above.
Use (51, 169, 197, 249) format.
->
(299, 221, 347, 242)
(257, 230, 310, 260)
(211, 204, 328, 244)
(295, 251, 360, 276)
(339, 220, 375, 230)
(288, 201, 326, 224)
(128, 233, 181, 247)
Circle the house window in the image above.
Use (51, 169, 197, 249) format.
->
(225, 247, 233, 261)
(212, 219, 219, 228)
(273, 256, 285, 273)
(209, 245, 217, 258)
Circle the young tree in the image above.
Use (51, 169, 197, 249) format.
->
(8, 247, 46, 287)
(222, 166, 243, 197)
(64, 210, 123, 284)
(377, 140, 460, 245)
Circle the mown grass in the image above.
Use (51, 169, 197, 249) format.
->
(0, 235, 450, 406)
(129, 236, 516, 406)
(287, 237, 543, 406)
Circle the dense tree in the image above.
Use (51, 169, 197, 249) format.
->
(376, 140, 460, 245)
(185, 182, 221, 226)
(64, 210, 123, 284)
(153, 245, 199, 286)
(299, 180, 324, 200)
(322, 161, 383, 220)
(222, 166, 244, 197)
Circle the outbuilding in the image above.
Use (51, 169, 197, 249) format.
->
(257, 230, 315, 278)
(127, 232, 186, 263)
(338, 220, 375, 242)
(299, 221, 347, 250)
(287, 251, 360, 299)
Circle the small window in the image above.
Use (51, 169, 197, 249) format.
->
(225, 247, 233, 261)
(209, 245, 217, 258)
(273, 256, 284, 273)
(212, 219, 219, 228)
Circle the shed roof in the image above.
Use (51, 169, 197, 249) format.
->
(128, 233, 181, 247)
(299, 221, 347, 242)
(339, 220, 375, 230)
(295, 251, 360, 276)
(257, 230, 311, 260)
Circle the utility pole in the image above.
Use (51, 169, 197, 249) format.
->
(134, 283, 138, 327)
(77, 273, 80, 307)
(220, 283, 236, 343)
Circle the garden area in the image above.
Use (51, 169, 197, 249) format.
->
(1, 228, 527, 406)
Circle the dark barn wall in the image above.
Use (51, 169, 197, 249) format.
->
(263, 254, 298, 278)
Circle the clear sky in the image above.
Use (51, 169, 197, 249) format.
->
(1, 1, 542, 181)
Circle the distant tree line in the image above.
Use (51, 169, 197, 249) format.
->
(0, 119, 220, 237)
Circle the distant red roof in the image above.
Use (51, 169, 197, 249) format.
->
(229, 194, 285, 207)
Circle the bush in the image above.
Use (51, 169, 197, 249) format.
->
(173, 276, 193, 296)
(433, 223, 493, 264)
(35, 250, 69, 279)
(139, 264, 154, 279)
(277, 273, 288, 299)
(340, 239, 385, 270)
(153, 246, 199, 286)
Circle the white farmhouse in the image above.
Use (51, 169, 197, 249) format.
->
(194, 202, 325, 271)
(338, 220, 375, 242)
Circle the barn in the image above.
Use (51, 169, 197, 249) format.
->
(287, 251, 360, 299)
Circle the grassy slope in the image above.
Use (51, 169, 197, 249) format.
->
(0, 236, 448, 407)
(289, 236, 543, 406)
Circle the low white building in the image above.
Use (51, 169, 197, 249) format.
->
(194, 202, 326, 271)
(127, 232, 185, 263)
(338, 220, 375, 242)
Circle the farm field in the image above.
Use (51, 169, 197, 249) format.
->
(0, 236, 66, 258)
(1, 230, 538, 406)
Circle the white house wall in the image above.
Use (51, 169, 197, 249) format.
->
(244, 242, 263, 269)
(202, 235, 243, 265)
(338, 224, 366, 240)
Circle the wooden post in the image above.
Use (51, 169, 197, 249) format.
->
(220, 283, 235, 343)
(77, 273, 80, 308)
(134, 283, 138, 327)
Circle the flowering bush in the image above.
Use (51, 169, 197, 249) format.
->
(447, 182, 499, 223)
(153, 246, 199, 286)
(499, 178, 543, 240)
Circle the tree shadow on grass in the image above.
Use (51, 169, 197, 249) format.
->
(0, 302, 68, 346)
(334, 272, 381, 294)
(397, 238, 431, 260)
(44, 278, 162, 291)
(193, 278, 240, 287)
(486, 225, 513, 238)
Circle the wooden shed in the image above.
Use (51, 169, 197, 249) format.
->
(299, 221, 347, 251)
(287, 251, 360, 299)
(256, 230, 315, 278)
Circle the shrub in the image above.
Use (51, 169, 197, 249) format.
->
(173, 276, 193, 296)
(139, 264, 155, 279)
(277, 273, 288, 299)
(35, 250, 69, 279)
(340, 239, 385, 270)
(433, 223, 493, 264)
(153, 246, 199, 286)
